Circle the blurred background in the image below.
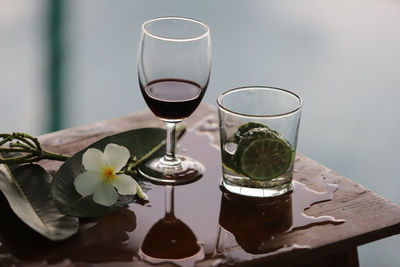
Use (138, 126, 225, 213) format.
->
(0, 0, 399, 266)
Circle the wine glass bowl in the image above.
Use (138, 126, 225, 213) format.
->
(137, 17, 211, 184)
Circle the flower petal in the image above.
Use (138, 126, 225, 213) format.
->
(111, 174, 137, 195)
(103, 144, 130, 171)
(74, 171, 103, 196)
(93, 181, 118, 206)
(82, 148, 105, 171)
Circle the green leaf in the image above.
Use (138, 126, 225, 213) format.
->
(51, 127, 166, 218)
(0, 164, 79, 241)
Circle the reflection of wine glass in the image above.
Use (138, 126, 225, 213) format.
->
(139, 186, 204, 266)
(137, 17, 212, 184)
(217, 191, 293, 254)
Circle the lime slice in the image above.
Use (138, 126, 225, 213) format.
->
(235, 122, 267, 142)
(241, 127, 278, 139)
(242, 127, 292, 148)
(235, 136, 294, 181)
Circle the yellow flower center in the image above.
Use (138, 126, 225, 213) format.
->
(103, 167, 116, 181)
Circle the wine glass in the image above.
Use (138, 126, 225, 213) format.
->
(137, 17, 211, 184)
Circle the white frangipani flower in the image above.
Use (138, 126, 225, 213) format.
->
(74, 143, 145, 206)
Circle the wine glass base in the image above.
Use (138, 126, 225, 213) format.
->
(138, 155, 204, 185)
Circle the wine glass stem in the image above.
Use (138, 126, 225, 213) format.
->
(165, 185, 175, 220)
(162, 122, 180, 166)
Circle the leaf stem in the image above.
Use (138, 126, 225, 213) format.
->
(0, 132, 70, 165)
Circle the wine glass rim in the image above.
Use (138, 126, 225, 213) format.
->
(141, 16, 210, 42)
(217, 86, 303, 118)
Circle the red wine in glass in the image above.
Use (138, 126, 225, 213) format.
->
(140, 78, 207, 121)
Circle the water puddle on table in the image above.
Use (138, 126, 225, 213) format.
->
(134, 178, 346, 266)
(214, 180, 345, 265)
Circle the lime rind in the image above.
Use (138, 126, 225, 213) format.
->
(234, 122, 268, 142)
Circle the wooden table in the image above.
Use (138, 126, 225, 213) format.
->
(1, 103, 400, 266)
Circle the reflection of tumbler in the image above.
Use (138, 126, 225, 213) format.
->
(218, 191, 293, 254)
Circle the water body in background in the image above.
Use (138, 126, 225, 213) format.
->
(1, 1, 400, 266)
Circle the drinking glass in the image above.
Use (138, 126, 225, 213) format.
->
(137, 17, 211, 184)
(217, 86, 302, 197)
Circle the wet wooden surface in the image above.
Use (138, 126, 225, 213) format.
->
(1, 103, 400, 266)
